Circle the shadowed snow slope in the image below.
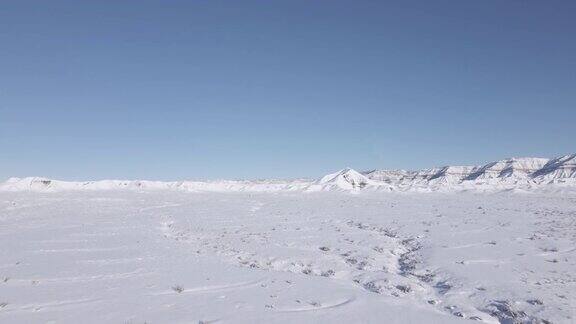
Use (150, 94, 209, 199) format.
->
(465, 157, 549, 181)
(428, 166, 478, 184)
(532, 154, 576, 181)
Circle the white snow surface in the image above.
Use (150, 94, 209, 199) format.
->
(1, 190, 574, 323)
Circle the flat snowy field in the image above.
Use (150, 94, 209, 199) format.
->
(1, 191, 574, 323)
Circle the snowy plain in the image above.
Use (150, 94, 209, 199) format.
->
(1, 191, 575, 323)
(1, 154, 575, 323)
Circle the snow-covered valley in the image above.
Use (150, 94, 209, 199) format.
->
(1, 190, 575, 323)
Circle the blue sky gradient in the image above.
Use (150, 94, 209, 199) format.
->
(1, 1, 575, 180)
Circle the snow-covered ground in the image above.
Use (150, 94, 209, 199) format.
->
(1, 190, 574, 323)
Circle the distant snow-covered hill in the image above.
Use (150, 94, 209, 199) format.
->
(464, 157, 549, 181)
(361, 154, 575, 192)
(0, 177, 311, 193)
(532, 154, 576, 181)
(307, 168, 393, 192)
(1, 154, 575, 193)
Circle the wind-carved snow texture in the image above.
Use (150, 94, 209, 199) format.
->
(2, 191, 574, 323)
(2, 154, 575, 194)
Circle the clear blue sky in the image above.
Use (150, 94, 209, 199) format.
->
(1, 1, 575, 180)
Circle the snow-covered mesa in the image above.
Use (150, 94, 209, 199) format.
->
(2, 154, 575, 193)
